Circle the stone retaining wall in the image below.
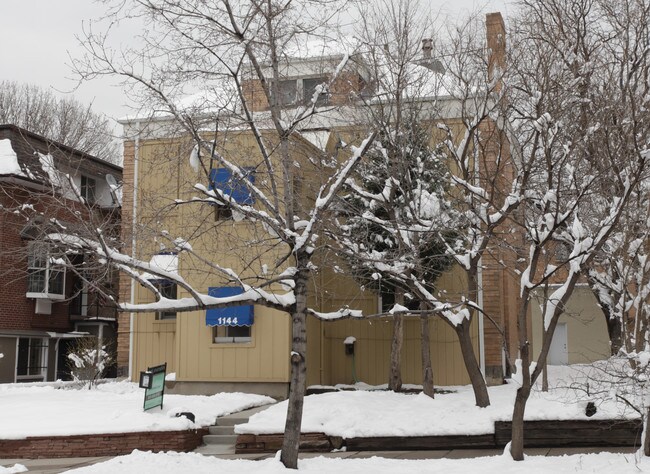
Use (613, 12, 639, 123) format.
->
(0, 428, 208, 459)
(236, 419, 644, 454)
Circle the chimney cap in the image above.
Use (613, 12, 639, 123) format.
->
(422, 38, 433, 59)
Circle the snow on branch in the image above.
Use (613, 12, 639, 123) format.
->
(295, 132, 376, 252)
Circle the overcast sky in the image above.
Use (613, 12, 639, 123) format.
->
(0, 0, 512, 128)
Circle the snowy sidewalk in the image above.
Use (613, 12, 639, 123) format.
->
(0, 446, 638, 473)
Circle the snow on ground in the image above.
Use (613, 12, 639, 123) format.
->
(237, 363, 639, 437)
(0, 464, 27, 474)
(67, 449, 650, 474)
(0, 380, 274, 439)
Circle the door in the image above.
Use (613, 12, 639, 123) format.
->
(548, 323, 568, 365)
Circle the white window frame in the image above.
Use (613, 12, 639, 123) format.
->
(26, 242, 66, 300)
(81, 175, 97, 204)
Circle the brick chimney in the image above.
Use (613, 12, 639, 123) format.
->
(486, 12, 506, 92)
(421, 38, 433, 60)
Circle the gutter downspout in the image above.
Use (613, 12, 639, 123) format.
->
(477, 257, 486, 377)
(128, 121, 141, 380)
(475, 140, 486, 379)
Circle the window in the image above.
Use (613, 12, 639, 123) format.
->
(16, 338, 47, 380)
(303, 77, 328, 105)
(154, 280, 177, 320)
(206, 286, 254, 343)
(271, 77, 329, 107)
(275, 79, 298, 106)
(379, 284, 418, 314)
(209, 168, 255, 220)
(213, 325, 252, 344)
(69, 276, 89, 317)
(80, 175, 96, 204)
(214, 206, 233, 220)
(380, 286, 396, 314)
(27, 243, 66, 299)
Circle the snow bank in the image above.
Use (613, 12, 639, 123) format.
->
(237, 364, 638, 438)
(0, 464, 27, 474)
(66, 449, 650, 473)
(0, 380, 274, 439)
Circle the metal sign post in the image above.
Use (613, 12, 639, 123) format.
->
(140, 363, 167, 411)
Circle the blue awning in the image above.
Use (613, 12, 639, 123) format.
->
(209, 168, 255, 205)
(205, 287, 254, 327)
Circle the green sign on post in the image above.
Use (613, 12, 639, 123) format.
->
(142, 363, 167, 411)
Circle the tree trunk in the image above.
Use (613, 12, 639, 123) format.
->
(456, 320, 490, 407)
(510, 385, 530, 460)
(607, 313, 623, 356)
(588, 278, 623, 356)
(511, 299, 534, 461)
(541, 363, 548, 392)
(280, 268, 309, 469)
(388, 313, 403, 391)
(420, 310, 434, 398)
(643, 407, 650, 456)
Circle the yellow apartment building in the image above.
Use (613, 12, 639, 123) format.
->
(115, 13, 608, 398)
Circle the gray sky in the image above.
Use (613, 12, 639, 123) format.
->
(0, 0, 512, 126)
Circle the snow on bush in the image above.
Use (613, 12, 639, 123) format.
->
(67, 337, 114, 388)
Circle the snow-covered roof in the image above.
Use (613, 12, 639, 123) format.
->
(299, 130, 331, 151)
(281, 37, 352, 60)
(370, 50, 457, 101)
(0, 139, 25, 176)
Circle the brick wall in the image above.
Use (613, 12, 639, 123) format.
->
(0, 428, 208, 459)
(242, 70, 365, 112)
(475, 12, 522, 383)
(0, 188, 103, 334)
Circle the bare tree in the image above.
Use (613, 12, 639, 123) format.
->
(335, 7, 520, 408)
(0, 81, 120, 164)
(70, 0, 378, 468)
(588, 185, 650, 357)
(503, 0, 650, 460)
(333, 0, 454, 397)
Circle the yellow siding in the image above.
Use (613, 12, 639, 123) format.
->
(322, 315, 477, 387)
(130, 133, 296, 383)
(131, 130, 480, 388)
(531, 286, 610, 364)
(305, 253, 476, 387)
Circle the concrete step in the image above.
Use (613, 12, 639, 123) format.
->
(197, 404, 275, 455)
(193, 444, 236, 455)
(209, 425, 235, 435)
(215, 417, 248, 426)
(203, 434, 239, 445)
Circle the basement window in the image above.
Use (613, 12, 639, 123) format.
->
(16, 337, 47, 381)
(213, 325, 252, 344)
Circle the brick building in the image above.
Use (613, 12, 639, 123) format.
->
(0, 125, 122, 383)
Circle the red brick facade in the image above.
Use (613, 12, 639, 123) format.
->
(0, 125, 122, 383)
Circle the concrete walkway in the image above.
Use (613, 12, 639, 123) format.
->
(0, 456, 112, 474)
(0, 447, 638, 473)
